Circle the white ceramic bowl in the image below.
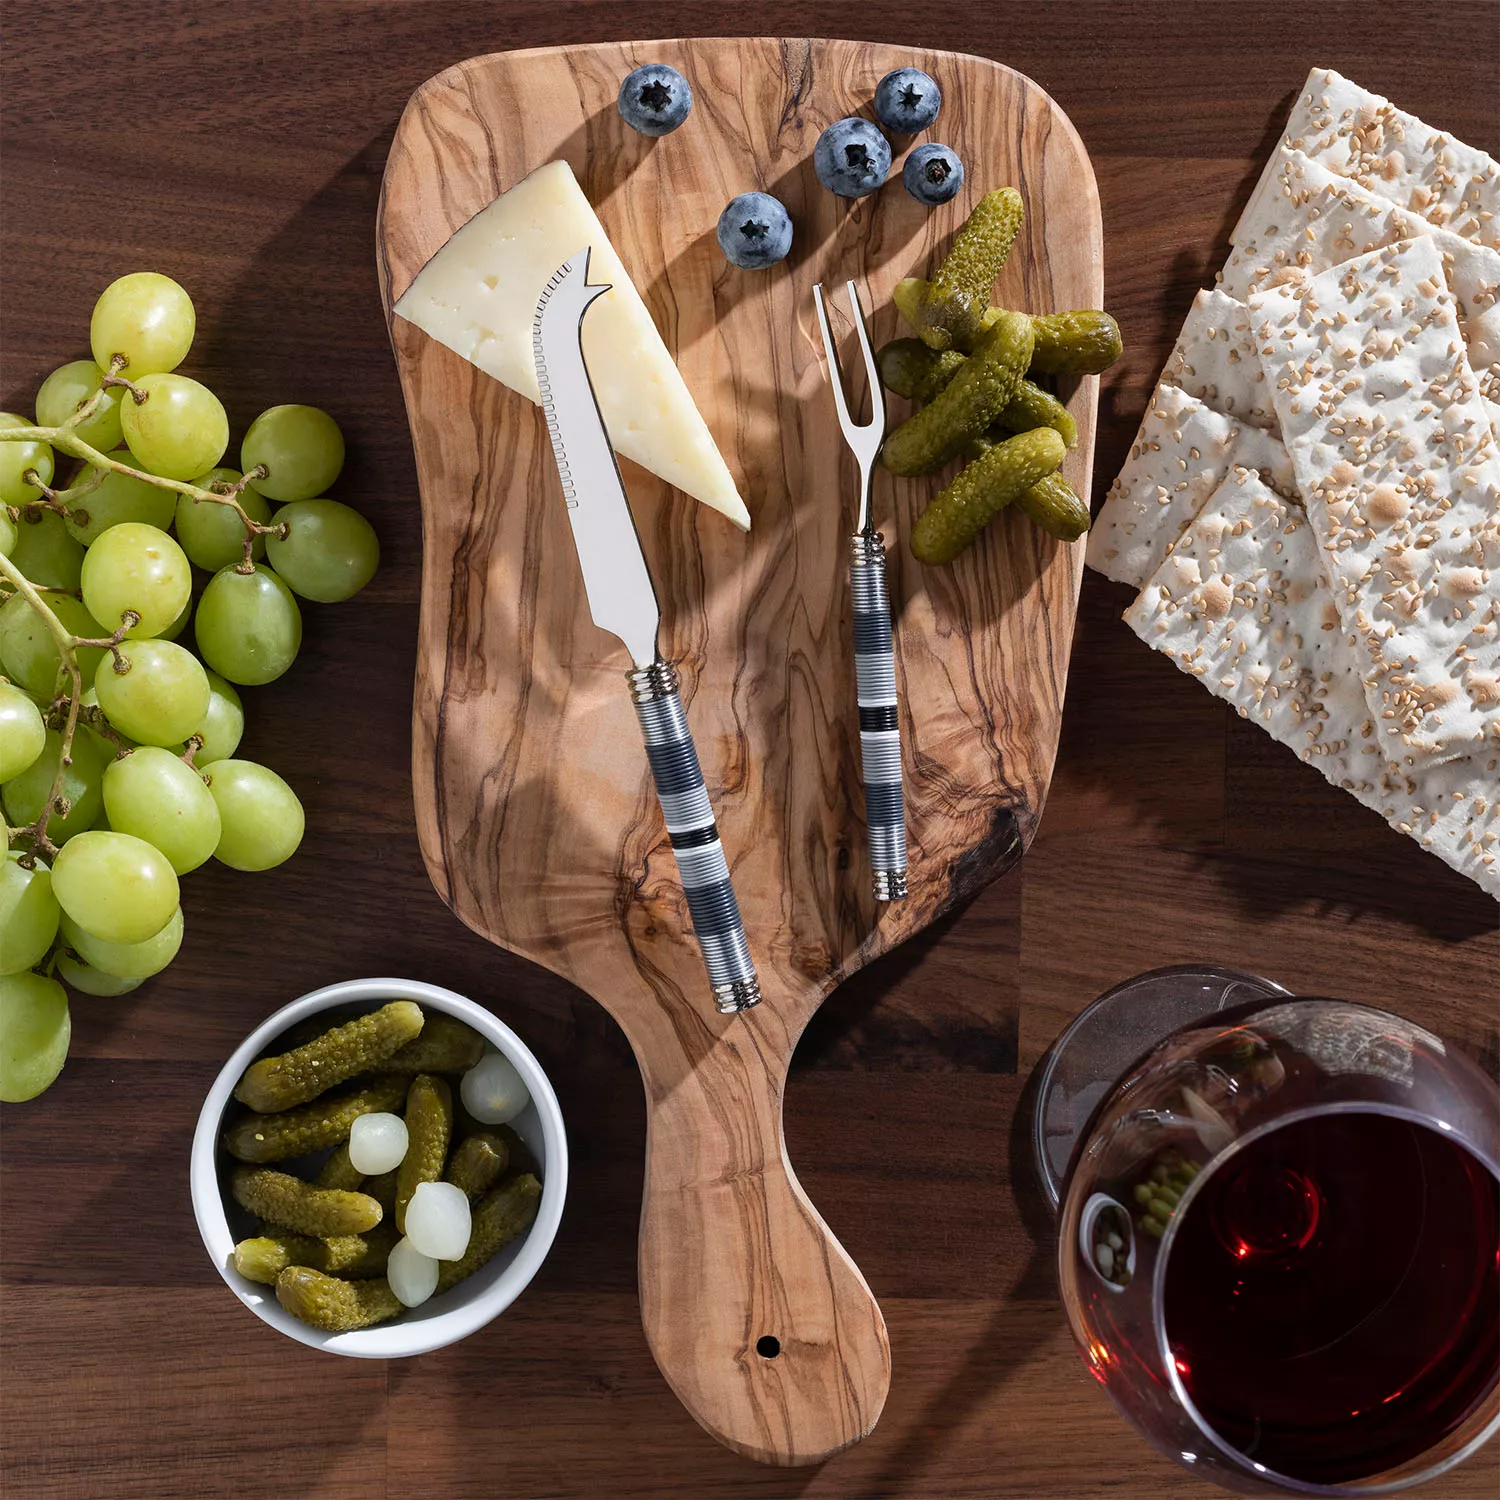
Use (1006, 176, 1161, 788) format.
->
(191, 977, 567, 1357)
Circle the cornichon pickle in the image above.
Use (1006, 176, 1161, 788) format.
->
(445, 1132, 509, 1202)
(236, 1233, 321, 1285)
(1018, 472, 1091, 541)
(223, 1075, 409, 1163)
(234, 1000, 425, 1112)
(995, 382, 1078, 448)
(230, 1166, 383, 1237)
(233, 1222, 396, 1284)
(877, 338, 966, 404)
(881, 312, 1034, 477)
(318, 1221, 397, 1278)
(395, 1073, 453, 1233)
(363, 1169, 398, 1211)
(962, 431, 1090, 538)
(910, 427, 1067, 565)
(494, 1123, 538, 1178)
(883, 337, 1079, 449)
(314, 1143, 364, 1192)
(275, 1266, 403, 1332)
(1025, 309, 1123, 374)
(897, 187, 1024, 350)
(436, 1174, 543, 1294)
(381, 1013, 486, 1075)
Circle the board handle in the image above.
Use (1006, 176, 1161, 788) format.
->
(849, 530, 908, 901)
(635, 1020, 891, 1465)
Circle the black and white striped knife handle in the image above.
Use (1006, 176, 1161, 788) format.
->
(629, 661, 760, 1013)
(850, 531, 908, 901)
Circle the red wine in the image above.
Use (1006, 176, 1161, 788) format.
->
(1164, 1110, 1499, 1484)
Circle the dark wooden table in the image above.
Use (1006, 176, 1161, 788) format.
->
(2, 2, 1496, 1496)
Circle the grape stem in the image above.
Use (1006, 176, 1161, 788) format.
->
(76, 702, 133, 758)
(0, 552, 83, 859)
(0, 391, 283, 853)
(100, 370, 147, 404)
(75, 612, 140, 676)
(2, 388, 274, 551)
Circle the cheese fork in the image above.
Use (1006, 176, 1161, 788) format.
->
(812, 280, 909, 902)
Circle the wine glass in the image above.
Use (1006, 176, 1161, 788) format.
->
(1035, 967, 1500, 1494)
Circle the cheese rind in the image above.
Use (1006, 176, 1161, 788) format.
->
(395, 160, 750, 529)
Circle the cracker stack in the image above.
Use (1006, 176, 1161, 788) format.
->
(1092, 68, 1500, 899)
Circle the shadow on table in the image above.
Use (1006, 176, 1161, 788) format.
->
(1063, 573, 1497, 947)
(849, 1059, 1059, 1499)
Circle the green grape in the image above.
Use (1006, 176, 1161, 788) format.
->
(93, 638, 209, 746)
(0, 682, 47, 780)
(102, 746, 220, 874)
(205, 758, 304, 871)
(194, 564, 301, 685)
(80, 522, 191, 639)
(242, 405, 344, 503)
(0, 593, 107, 703)
(0, 852, 59, 975)
(6, 509, 84, 590)
(0, 413, 55, 507)
(120, 373, 227, 480)
(0, 971, 70, 1101)
(51, 829, 178, 944)
(64, 459, 175, 545)
(35, 361, 125, 452)
(157, 596, 191, 643)
(187, 670, 242, 763)
(175, 469, 270, 571)
(265, 499, 378, 603)
(0, 510, 16, 555)
(55, 948, 143, 996)
(0, 729, 107, 844)
(89, 271, 195, 377)
(58, 906, 182, 981)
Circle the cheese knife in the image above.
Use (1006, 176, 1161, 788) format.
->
(532, 248, 760, 1013)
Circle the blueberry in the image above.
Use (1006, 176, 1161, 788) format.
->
(903, 143, 965, 205)
(716, 193, 793, 270)
(813, 118, 892, 199)
(617, 63, 693, 136)
(874, 68, 942, 133)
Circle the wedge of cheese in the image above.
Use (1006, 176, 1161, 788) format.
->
(394, 160, 750, 530)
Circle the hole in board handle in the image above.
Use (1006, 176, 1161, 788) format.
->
(756, 1335, 781, 1359)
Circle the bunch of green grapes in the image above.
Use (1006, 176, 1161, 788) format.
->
(1, 272, 381, 1104)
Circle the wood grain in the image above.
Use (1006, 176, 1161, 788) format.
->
(377, 36, 1099, 1464)
(1, 2, 1496, 1497)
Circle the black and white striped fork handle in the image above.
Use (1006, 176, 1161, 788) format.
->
(850, 531, 908, 901)
(629, 661, 761, 1012)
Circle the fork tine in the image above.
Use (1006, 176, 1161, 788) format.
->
(843, 279, 885, 432)
(812, 282, 858, 438)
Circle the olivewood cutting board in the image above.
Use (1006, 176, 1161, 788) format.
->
(378, 36, 1100, 1467)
